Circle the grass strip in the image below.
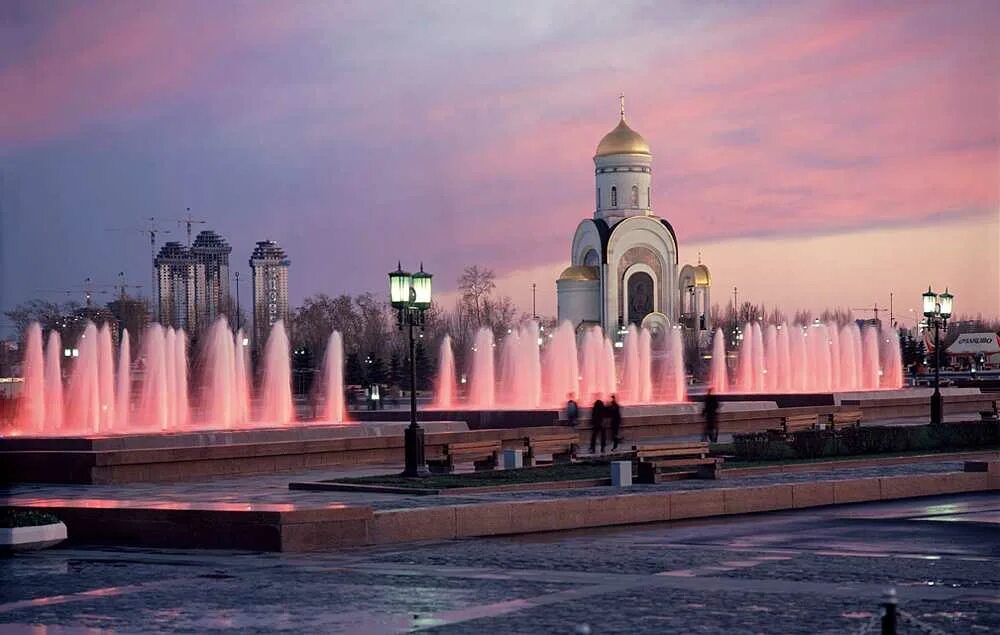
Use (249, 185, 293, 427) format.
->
(333, 461, 612, 489)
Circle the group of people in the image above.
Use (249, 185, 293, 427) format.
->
(565, 388, 721, 452)
(565, 393, 623, 454)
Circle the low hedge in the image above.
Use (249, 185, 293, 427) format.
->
(732, 422, 999, 462)
(0, 509, 61, 528)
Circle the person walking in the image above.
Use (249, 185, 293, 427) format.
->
(588, 396, 606, 454)
(608, 394, 623, 450)
(565, 393, 579, 427)
(703, 388, 720, 443)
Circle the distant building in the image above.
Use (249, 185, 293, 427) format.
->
(155, 241, 197, 331)
(249, 240, 290, 351)
(191, 230, 232, 329)
(106, 294, 150, 351)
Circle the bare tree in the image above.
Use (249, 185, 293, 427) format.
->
(457, 265, 496, 326)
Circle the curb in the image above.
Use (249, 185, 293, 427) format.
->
(366, 462, 1000, 546)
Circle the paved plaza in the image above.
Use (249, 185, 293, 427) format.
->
(2, 492, 998, 633)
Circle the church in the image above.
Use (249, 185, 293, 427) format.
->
(557, 98, 712, 343)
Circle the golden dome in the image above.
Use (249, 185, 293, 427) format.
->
(558, 265, 599, 281)
(595, 117, 651, 158)
(694, 264, 711, 286)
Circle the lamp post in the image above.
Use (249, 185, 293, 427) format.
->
(389, 262, 432, 477)
(922, 286, 953, 425)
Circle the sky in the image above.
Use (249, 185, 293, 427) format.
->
(1, 0, 998, 332)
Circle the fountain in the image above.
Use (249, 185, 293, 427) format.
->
(467, 327, 495, 408)
(16, 322, 45, 433)
(660, 327, 687, 402)
(433, 335, 458, 409)
(543, 321, 579, 405)
(497, 322, 542, 408)
(2, 310, 914, 440)
(322, 330, 346, 422)
(44, 330, 64, 432)
(138, 324, 169, 431)
(709, 328, 728, 393)
(234, 328, 251, 425)
(116, 330, 131, 430)
(259, 320, 294, 425)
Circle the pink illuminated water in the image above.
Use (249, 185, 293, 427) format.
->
(660, 327, 687, 402)
(723, 321, 905, 393)
(234, 328, 251, 425)
(66, 322, 101, 434)
(201, 318, 237, 428)
(44, 330, 64, 431)
(710, 328, 728, 393)
(467, 328, 495, 408)
(5, 310, 910, 438)
(543, 321, 579, 405)
(497, 322, 542, 408)
(116, 331, 131, 430)
(322, 330, 346, 422)
(433, 335, 458, 409)
(259, 320, 293, 425)
(16, 323, 45, 433)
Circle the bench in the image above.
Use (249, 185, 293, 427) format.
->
(632, 441, 721, 483)
(777, 414, 818, 435)
(826, 410, 862, 429)
(426, 440, 501, 473)
(524, 433, 577, 465)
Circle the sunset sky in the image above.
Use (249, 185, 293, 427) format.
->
(1, 0, 998, 330)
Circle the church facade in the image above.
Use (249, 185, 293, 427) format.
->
(557, 100, 712, 341)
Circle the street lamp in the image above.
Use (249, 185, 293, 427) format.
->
(923, 285, 953, 425)
(389, 262, 432, 477)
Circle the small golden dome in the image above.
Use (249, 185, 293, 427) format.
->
(595, 117, 651, 158)
(558, 265, 599, 281)
(694, 264, 711, 286)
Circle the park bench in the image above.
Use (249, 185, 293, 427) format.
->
(524, 432, 578, 465)
(632, 441, 721, 483)
(979, 405, 998, 422)
(426, 440, 501, 473)
(774, 414, 818, 436)
(826, 410, 862, 429)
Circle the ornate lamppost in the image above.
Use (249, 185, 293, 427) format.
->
(922, 286, 953, 425)
(389, 262, 432, 477)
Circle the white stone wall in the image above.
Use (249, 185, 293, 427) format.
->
(594, 153, 652, 225)
(557, 279, 601, 326)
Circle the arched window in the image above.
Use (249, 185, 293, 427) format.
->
(631, 185, 639, 207)
(597, 188, 601, 209)
(647, 187, 651, 208)
(611, 186, 617, 208)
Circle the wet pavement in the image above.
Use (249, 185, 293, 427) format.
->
(2, 492, 998, 633)
(3, 455, 996, 514)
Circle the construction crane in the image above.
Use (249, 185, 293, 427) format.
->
(106, 219, 171, 320)
(34, 277, 118, 308)
(154, 208, 207, 246)
(112, 272, 144, 300)
(854, 294, 896, 327)
(852, 303, 884, 325)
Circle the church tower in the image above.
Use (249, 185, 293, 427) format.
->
(557, 98, 683, 341)
(594, 96, 653, 225)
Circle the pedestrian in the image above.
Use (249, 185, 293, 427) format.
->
(566, 393, 579, 427)
(588, 395, 606, 454)
(608, 394, 623, 450)
(703, 388, 719, 443)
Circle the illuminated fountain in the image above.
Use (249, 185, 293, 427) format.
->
(4, 309, 907, 439)
(722, 321, 904, 393)
(16, 322, 45, 434)
(322, 330, 346, 422)
(259, 320, 294, 425)
(467, 327, 495, 408)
